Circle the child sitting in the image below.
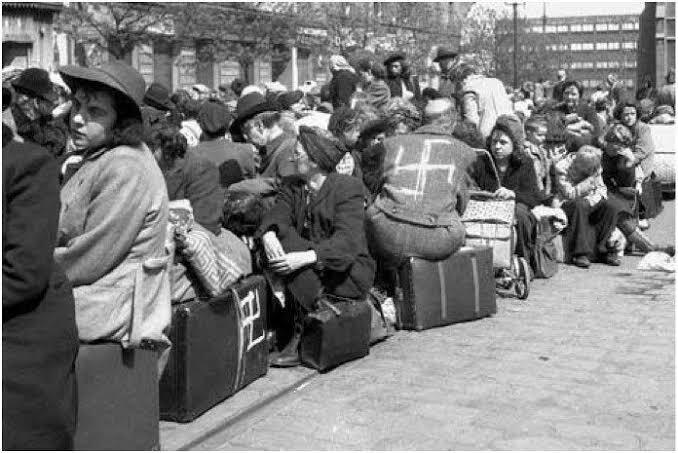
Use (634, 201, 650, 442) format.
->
(524, 117, 552, 194)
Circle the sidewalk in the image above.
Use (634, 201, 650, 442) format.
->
(162, 201, 675, 451)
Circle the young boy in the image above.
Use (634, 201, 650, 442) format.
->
(524, 118, 552, 194)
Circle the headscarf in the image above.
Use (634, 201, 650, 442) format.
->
(329, 55, 356, 74)
(297, 125, 347, 172)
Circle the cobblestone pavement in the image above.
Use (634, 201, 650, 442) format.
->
(183, 201, 675, 451)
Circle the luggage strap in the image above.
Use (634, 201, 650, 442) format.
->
(230, 287, 245, 393)
(436, 262, 447, 320)
(470, 255, 480, 316)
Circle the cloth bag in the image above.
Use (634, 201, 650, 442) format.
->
(461, 193, 515, 269)
(532, 218, 559, 278)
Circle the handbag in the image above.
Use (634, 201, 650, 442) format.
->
(300, 294, 371, 372)
(532, 219, 559, 279)
(462, 192, 515, 269)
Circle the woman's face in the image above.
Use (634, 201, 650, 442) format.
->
(620, 107, 637, 127)
(69, 88, 117, 151)
(393, 121, 409, 135)
(491, 130, 514, 161)
(563, 85, 580, 109)
(388, 61, 402, 76)
(342, 126, 360, 147)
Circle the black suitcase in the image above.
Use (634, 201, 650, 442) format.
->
(300, 296, 371, 372)
(159, 275, 268, 422)
(396, 246, 496, 331)
(74, 343, 159, 451)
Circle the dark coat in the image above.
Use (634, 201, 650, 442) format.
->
(257, 173, 375, 308)
(329, 69, 360, 109)
(386, 74, 421, 100)
(160, 150, 223, 236)
(2, 128, 78, 450)
(473, 150, 550, 209)
(545, 101, 602, 151)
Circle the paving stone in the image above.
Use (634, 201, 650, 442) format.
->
(491, 435, 585, 450)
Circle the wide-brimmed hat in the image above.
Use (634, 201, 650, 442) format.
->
(433, 46, 458, 63)
(228, 92, 277, 138)
(59, 60, 146, 120)
(144, 82, 173, 111)
(383, 52, 406, 66)
(11, 67, 57, 103)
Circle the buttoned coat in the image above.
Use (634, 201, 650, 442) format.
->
(54, 144, 172, 346)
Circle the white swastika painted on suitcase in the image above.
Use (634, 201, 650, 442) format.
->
(239, 290, 265, 351)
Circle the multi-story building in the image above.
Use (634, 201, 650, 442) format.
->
(521, 14, 640, 91)
(638, 2, 675, 88)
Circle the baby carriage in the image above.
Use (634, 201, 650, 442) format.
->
(461, 149, 531, 299)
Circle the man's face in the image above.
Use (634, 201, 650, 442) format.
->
(557, 70, 566, 82)
(439, 57, 455, 72)
(242, 118, 267, 147)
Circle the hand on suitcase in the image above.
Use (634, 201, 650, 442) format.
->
(493, 186, 515, 200)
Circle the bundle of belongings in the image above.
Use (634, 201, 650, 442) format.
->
(168, 200, 252, 301)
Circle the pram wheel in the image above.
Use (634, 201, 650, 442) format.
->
(513, 256, 530, 300)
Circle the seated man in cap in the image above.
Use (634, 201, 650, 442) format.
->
(256, 126, 375, 367)
(193, 100, 256, 187)
(363, 96, 476, 291)
(230, 92, 298, 183)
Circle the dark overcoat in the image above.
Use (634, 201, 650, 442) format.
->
(2, 127, 78, 450)
(257, 173, 375, 309)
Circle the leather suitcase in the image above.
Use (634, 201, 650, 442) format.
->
(74, 343, 159, 451)
(300, 296, 371, 372)
(396, 246, 496, 331)
(159, 275, 268, 423)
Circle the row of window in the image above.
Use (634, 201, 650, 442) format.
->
(529, 22, 639, 34)
(542, 41, 638, 52)
(580, 79, 634, 88)
(563, 60, 637, 69)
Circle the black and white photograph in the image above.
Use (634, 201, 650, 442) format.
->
(1, 0, 675, 450)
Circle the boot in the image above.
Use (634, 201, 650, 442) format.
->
(270, 303, 304, 368)
(626, 229, 675, 256)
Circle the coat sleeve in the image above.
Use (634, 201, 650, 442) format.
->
(185, 156, 223, 236)
(332, 72, 357, 108)
(256, 182, 298, 239)
(311, 181, 365, 273)
(632, 123, 654, 164)
(54, 155, 151, 286)
(2, 147, 59, 308)
(511, 160, 546, 209)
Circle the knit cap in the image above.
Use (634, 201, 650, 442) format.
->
(297, 126, 347, 173)
(198, 100, 233, 135)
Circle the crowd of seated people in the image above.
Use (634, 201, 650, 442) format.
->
(2, 55, 675, 449)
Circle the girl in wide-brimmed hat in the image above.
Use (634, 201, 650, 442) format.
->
(55, 60, 172, 352)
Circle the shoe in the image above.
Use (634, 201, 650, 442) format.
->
(604, 253, 621, 266)
(572, 255, 591, 268)
(270, 335, 300, 367)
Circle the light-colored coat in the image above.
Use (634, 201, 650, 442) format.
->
(461, 74, 513, 141)
(54, 144, 172, 347)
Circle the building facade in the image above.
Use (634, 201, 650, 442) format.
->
(638, 2, 675, 88)
(522, 13, 640, 90)
(2, 2, 62, 70)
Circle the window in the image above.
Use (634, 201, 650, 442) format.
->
(597, 61, 608, 69)
(633, 22, 639, 30)
(622, 42, 637, 49)
(626, 79, 634, 88)
(545, 25, 557, 33)
(571, 43, 582, 51)
(570, 24, 582, 32)
(668, 19, 676, 37)
(608, 23, 619, 31)
(608, 61, 620, 68)
(559, 44, 569, 51)
(596, 23, 608, 31)
(218, 60, 241, 87)
(596, 42, 608, 50)
(608, 42, 620, 50)
(624, 60, 637, 68)
(657, 20, 665, 35)
(622, 22, 635, 30)
(582, 43, 594, 50)
(570, 62, 582, 69)
(557, 25, 568, 32)
(582, 62, 594, 68)
(135, 44, 154, 86)
(582, 24, 594, 32)
(531, 25, 543, 33)
(176, 48, 196, 90)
